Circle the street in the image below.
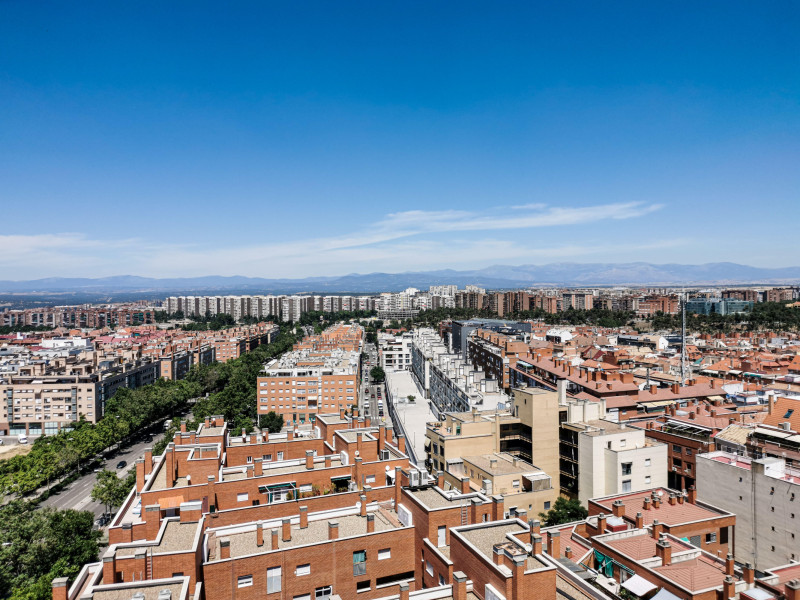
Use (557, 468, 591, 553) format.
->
(40, 430, 166, 519)
(360, 341, 385, 420)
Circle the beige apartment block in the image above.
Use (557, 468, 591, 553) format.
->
(567, 419, 668, 505)
(509, 386, 561, 491)
(444, 452, 559, 518)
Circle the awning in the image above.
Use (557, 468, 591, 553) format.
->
(651, 588, 682, 600)
(621, 575, 657, 597)
(639, 400, 676, 408)
(157, 495, 185, 509)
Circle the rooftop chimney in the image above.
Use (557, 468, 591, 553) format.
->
(723, 576, 736, 600)
(366, 513, 375, 533)
(299, 506, 308, 529)
(328, 521, 339, 540)
(651, 519, 663, 540)
(547, 531, 560, 557)
(219, 537, 231, 559)
(656, 539, 672, 566)
(256, 523, 264, 547)
(453, 572, 468, 600)
(282, 518, 291, 542)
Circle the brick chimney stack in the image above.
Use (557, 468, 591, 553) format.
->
(282, 518, 291, 542)
(453, 572, 468, 600)
(256, 523, 264, 547)
(656, 538, 672, 566)
(547, 531, 560, 557)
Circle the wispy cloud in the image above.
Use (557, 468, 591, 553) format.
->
(0, 202, 665, 279)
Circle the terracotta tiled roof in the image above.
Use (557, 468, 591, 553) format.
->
(762, 397, 800, 432)
(595, 490, 724, 526)
(654, 556, 730, 591)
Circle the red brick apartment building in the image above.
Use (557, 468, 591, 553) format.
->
(257, 325, 363, 427)
(55, 399, 788, 600)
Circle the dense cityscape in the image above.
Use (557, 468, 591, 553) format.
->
(1, 282, 800, 600)
(2, 3, 799, 600)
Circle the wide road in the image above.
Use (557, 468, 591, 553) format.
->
(40, 430, 167, 519)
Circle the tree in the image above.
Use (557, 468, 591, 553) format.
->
(259, 411, 284, 433)
(370, 366, 386, 383)
(91, 469, 131, 515)
(0, 501, 101, 600)
(539, 497, 588, 526)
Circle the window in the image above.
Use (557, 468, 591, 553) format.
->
(439, 574, 446, 586)
(622, 463, 633, 476)
(238, 575, 253, 588)
(237, 493, 248, 502)
(706, 532, 717, 544)
(378, 548, 391, 560)
(622, 480, 632, 493)
(426, 561, 434, 576)
(296, 564, 311, 576)
(673, 445, 681, 453)
(437, 526, 446, 547)
(295, 595, 311, 600)
(353, 550, 367, 576)
(645, 476, 651, 485)
(267, 567, 281, 593)
(544, 501, 551, 510)
(620, 439, 627, 448)
(247, 456, 253, 463)
(315, 586, 332, 599)
(686, 448, 693, 456)
(356, 581, 370, 592)
(277, 452, 284, 460)
(644, 458, 651, 467)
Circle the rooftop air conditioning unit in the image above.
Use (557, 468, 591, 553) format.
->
(408, 471, 420, 487)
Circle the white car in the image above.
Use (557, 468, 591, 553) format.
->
(18, 436, 28, 444)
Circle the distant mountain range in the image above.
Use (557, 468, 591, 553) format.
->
(1, 262, 799, 296)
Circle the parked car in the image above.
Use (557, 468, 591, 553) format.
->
(95, 514, 111, 527)
(116, 460, 127, 469)
(18, 436, 28, 445)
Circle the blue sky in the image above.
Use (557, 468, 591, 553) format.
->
(1, 1, 798, 279)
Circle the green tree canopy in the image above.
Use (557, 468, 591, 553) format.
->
(258, 411, 285, 433)
(91, 469, 133, 515)
(539, 497, 588, 526)
(370, 366, 386, 383)
(0, 501, 101, 600)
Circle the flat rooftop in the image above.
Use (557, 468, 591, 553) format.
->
(456, 520, 552, 572)
(463, 453, 544, 477)
(91, 582, 187, 600)
(207, 506, 402, 560)
(409, 487, 485, 510)
(116, 519, 200, 557)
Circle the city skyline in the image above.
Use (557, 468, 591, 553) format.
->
(2, 2, 798, 279)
